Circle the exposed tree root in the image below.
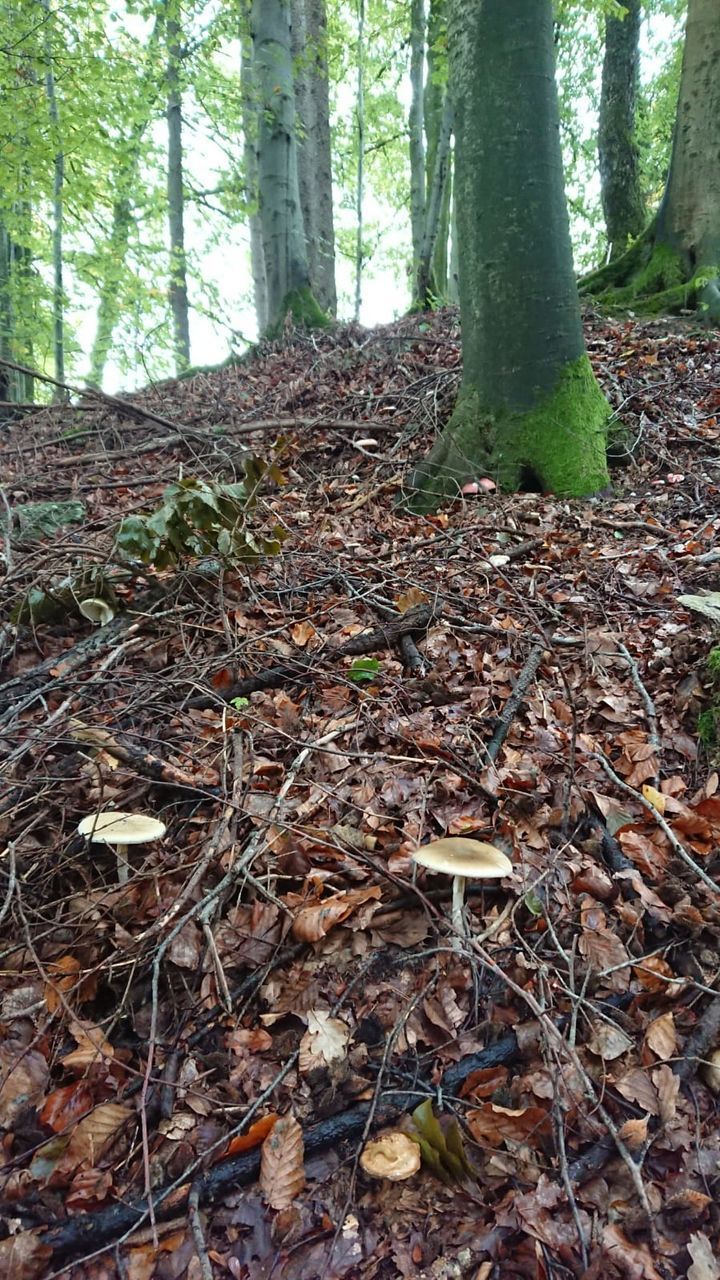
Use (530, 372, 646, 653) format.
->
(580, 221, 720, 324)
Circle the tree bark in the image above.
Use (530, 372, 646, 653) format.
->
(165, 2, 191, 373)
(354, 0, 365, 322)
(241, 0, 268, 334)
(415, 90, 453, 307)
(252, 0, 327, 333)
(424, 0, 449, 297)
(41, 0, 65, 398)
(581, 0, 720, 322)
(598, 0, 645, 258)
(291, 0, 337, 315)
(409, 0, 425, 273)
(406, 0, 610, 510)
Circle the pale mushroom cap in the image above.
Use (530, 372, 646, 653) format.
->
(412, 837, 512, 879)
(360, 1131, 421, 1181)
(78, 812, 166, 846)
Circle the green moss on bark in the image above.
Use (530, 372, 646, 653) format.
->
(405, 354, 610, 512)
(581, 231, 720, 323)
(267, 286, 329, 336)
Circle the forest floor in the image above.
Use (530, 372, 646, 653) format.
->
(2, 306, 720, 1280)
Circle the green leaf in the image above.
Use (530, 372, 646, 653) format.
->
(348, 657, 380, 683)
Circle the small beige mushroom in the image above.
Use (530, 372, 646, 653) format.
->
(412, 837, 512, 947)
(78, 597, 115, 626)
(360, 1131, 421, 1181)
(78, 811, 166, 885)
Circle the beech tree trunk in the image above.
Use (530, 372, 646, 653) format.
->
(407, 0, 610, 510)
(291, 0, 337, 315)
(252, 0, 326, 333)
(166, 3, 190, 373)
(241, 0, 267, 334)
(415, 91, 453, 307)
(408, 0, 425, 273)
(581, 0, 720, 323)
(41, 0, 65, 397)
(423, 0, 449, 297)
(598, 0, 645, 258)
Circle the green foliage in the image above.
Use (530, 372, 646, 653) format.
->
(115, 462, 288, 569)
(408, 1099, 476, 1185)
(348, 657, 380, 683)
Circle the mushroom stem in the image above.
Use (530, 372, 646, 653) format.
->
(451, 875, 467, 946)
(116, 842, 129, 885)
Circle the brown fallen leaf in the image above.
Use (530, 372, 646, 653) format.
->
(260, 1112, 305, 1210)
(644, 1011, 677, 1062)
(0, 1231, 52, 1280)
(291, 886, 382, 942)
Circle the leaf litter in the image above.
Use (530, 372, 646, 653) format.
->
(1, 307, 720, 1276)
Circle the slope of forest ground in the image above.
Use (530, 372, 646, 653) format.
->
(2, 308, 720, 1279)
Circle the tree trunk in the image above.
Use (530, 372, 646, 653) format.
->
(252, 0, 327, 334)
(166, 3, 191, 373)
(41, 0, 65, 398)
(424, 0, 448, 297)
(409, 0, 425, 273)
(354, 0, 365, 322)
(241, 0, 267, 334)
(406, 0, 610, 511)
(414, 91, 453, 307)
(291, 0, 337, 315)
(0, 221, 34, 405)
(581, 0, 720, 322)
(598, 0, 645, 258)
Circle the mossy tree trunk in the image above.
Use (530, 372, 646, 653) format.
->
(252, 0, 328, 334)
(582, 0, 720, 323)
(598, 0, 645, 259)
(406, 0, 610, 511)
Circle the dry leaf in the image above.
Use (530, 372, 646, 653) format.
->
(299, 1010, 349, 1071)
(223, 1113, 278, 1158)
(168, 921, 202, 969)
(587, 1020, 634, 1061)
(687, 1232, 720, 1280)
(260, 1112, 305, 1210)
(645, 1011, 677, 1061)
(62, 1103, 132, 1170)
(652, 1063, 679, 1124)
(291, 620, 317, 647)
(0, 1232, 51, 1280)
(467, 1103, 552, 1148)
(614, 1068, 659, 1115)
(642, 784, 666, 814)
(0, 1049, 49, 1129)
(291, 886, 381, 942)
(618, 1116, 648, 1151)
(61, 1021, 114, 1072)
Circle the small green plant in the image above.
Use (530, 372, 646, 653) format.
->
(348, 657, 381, 684)
(115, 457, 287, 570)
(699, 647, 720, 762)
(230, 696, 249, 711)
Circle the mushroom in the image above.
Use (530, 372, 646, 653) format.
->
(412, 837, 512, 947)
(360, 1131, 421, 1181)
(78, 811, 166, 885)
